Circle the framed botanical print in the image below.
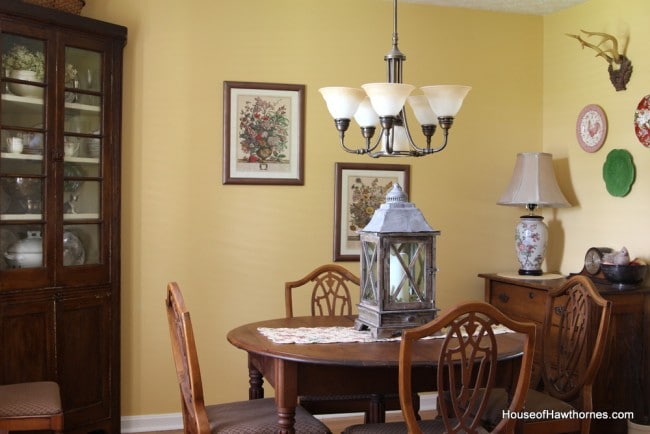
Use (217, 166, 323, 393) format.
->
(223, 81, 305, 185)
(333, 162, 410, 261)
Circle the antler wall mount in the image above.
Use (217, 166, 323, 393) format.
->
(567, 30, 632, 91)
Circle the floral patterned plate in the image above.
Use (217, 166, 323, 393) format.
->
(634, 95, 650, 147)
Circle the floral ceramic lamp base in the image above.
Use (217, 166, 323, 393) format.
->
(515, 215, 548, 276)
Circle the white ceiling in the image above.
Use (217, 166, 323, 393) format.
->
(403, 0, 588, 15)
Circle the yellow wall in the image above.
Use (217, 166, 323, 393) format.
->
(81, 0, 551, 418)
(543, 0, 650, 272)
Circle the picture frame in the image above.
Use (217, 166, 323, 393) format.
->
(223, 81, 305, 185)
(334, 162, 410, 261)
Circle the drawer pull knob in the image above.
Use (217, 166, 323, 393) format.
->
(554, 306, 565, 316)
(528, 292, 535, 299)
(498, 293, 509, 303)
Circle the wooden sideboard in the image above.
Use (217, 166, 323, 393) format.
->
(480, 273, 650, 434)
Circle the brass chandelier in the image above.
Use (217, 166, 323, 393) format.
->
(319, 0, 471, 158)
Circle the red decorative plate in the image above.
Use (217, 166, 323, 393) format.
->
(634, 95, 650, 147)
(576, 104, 607, 152)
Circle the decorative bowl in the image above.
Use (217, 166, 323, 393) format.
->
(601, 263, 647, 289)
(8, 70, 44, 98)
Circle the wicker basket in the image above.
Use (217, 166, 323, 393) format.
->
(22, 0, 86, 14)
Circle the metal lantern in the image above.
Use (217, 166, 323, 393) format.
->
(355, 183, 439, 338)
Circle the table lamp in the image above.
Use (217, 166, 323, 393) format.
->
(497, 152, 570, 276)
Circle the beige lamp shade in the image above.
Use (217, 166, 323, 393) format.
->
(497, 152, 570, 208)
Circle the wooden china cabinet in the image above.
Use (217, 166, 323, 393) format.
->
(0, 2, 125, 433)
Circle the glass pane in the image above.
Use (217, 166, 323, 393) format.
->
(63, 180, 100, 216)
(1, 94, 45, 129)
(64, 224, 99, 265)
(360, 240, 378, 304)
(0, 176, 43, 215)
(390, 242, 425, 303)
(65, 48, 101, 91)
(1, 144, 44, 175)
(2, 35, 46, 85)
(0, 225, 44, 270)
(64, 47, 101, 106)
(1, 36, 46, 167)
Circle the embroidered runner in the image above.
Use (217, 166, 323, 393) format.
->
(258, 324, 514, 344)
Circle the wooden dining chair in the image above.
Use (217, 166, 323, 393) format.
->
(284, 263, 358, 318)
(0, 381, 63, 434)
(480, 275, 613, 434)
(284, 264, 413, 423)
(343, 301, 537, 434)
(165, 282, 331, 434)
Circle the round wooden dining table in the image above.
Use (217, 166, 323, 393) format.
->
(227, 315, 526, 434)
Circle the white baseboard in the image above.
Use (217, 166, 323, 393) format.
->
(120, 394, 437, 432)
(121, 412, 183, 433)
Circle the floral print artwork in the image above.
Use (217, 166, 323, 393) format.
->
(238, 96, 290, 164)
(347, 176, 396, 241)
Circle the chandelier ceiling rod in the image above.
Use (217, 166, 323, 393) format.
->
(319, 0, 471, 158)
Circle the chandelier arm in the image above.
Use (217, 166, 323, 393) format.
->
(421, 127, 450, 155)
(400, 109, 432, 154)
(338, 127, 384, 155)
(396, 109, 447, 156)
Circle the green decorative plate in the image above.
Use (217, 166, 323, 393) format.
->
(602, 149, 635, 197)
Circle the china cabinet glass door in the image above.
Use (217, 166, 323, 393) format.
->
(0, 28, 111, 288)
(62, 46, 103, 270)
(0, 31, 49, 288)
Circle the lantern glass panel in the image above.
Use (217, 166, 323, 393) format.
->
(389, 241, 426, 303)
(360, 239, 378, 303)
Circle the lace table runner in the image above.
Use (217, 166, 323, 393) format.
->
(258, 325, 514, 344)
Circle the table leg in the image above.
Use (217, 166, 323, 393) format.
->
(247, 354, 265, 400)
(274, 358, 298, 433)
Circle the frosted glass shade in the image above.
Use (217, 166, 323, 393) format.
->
(407, 95, 438, 125)
(361, 83, 415, 117)
(497, 152, 570, 208)
(420, 85, 471, 117)
(354, 98, 379, 127)
(383, 125, 410, 152)
(319, 87, 365, 119)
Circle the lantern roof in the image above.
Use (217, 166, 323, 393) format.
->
(359, 183, 438, 234)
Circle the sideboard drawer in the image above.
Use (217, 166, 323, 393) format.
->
(488, 281, 546, 324)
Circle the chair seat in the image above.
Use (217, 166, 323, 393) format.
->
(343, 418, 489, 434)
(206, 397, 330, 433)
(0, 382, 62, 417)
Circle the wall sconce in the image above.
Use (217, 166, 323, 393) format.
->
(566, 30, 633, 91)
(497, 153, 570, 276)
(355, 183, 439, 338)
